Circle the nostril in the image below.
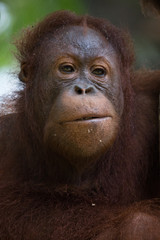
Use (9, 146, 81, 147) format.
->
(74, 86, 83, 95)
(85, 87, 94, 94)
(74, 85, 95, 95)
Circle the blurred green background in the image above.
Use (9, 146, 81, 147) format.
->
(0, 0, 160, 70)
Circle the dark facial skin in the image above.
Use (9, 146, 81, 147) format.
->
(30, 26, 124, 172)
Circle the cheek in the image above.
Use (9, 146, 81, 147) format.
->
(109, 60, 124, 116)
(108, 78, 124, 116)
(115, 84, 124, 116)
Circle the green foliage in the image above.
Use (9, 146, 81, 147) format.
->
(0, 0, 85, 66)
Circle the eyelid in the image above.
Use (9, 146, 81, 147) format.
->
(59, 62, 74, 67)
(58, 63, 76, 74)
(59, 62, 77, 70)
(55, 55, 77, 66)
(54, 55, 78, 71)
(91, 65, 106, 70)
(90, 58, 111, 75)
(90, 65, 106, 75)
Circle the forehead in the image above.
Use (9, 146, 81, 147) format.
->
(44, 25, 116, 59)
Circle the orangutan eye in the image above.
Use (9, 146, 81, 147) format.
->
(59, 64, 75, 74)
(91, 67, 106, 77)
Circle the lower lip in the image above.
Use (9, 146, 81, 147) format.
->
(63, 117, 112, 124)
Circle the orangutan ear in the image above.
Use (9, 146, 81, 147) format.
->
(19, 63, 29, 83)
